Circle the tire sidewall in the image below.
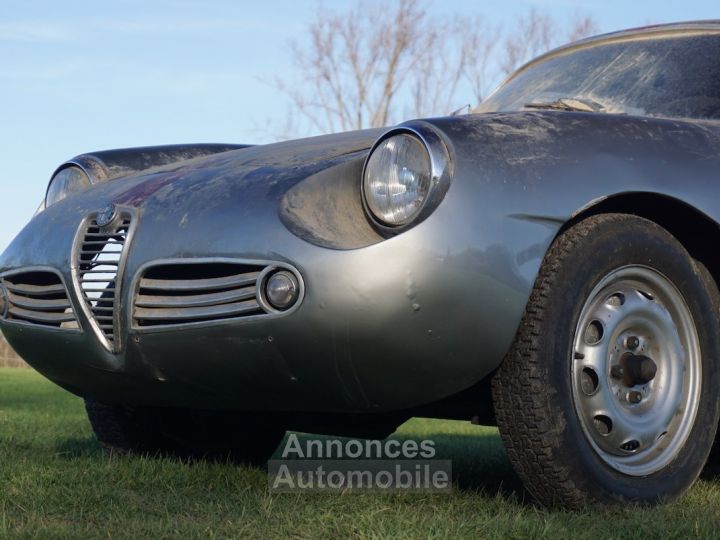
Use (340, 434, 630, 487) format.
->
(541, 216, 720, 503)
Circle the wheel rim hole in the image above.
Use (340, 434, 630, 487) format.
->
(639, 290, 654, 301)
(657, 431, 668, 442)
(593, 415, 612, 436)
(620, 440, 641, 453)
(606, 292, 625, 307)
(584, 320, 604, 345)
(581, 367, 599, 395)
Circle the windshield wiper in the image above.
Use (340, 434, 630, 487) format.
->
(523, 97, 605, 113)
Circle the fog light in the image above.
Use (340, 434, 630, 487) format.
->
(265, 270, 299, 310)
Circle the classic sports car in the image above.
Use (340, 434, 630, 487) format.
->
(2, 20, 720, 508)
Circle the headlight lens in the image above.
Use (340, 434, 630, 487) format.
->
(45, 165, 91, 207)
(363, 134, 432, 226)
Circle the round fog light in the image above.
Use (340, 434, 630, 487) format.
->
(265, 271, 299, 310)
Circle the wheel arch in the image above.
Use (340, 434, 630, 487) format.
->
(562, 192, 720, 292)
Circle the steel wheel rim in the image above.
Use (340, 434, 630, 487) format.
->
(571, 265, 701, 476)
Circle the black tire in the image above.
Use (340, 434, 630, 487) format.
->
(86, 400, 285, 466)
(492, 213, 720, 508)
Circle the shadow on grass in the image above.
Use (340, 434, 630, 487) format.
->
(54, 437, 103, 458)
(416, 433, 524, 496)
(285, 430, 528, 502)
(51, 430, 527, 501)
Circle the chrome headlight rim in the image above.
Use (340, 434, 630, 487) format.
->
(361, 122, 453, 233)
(44, 155, 108, 210)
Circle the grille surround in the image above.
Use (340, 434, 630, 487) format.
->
(131, 258, 304, 331)
(71, 207, 136, 352)
(0, 268, 80, 331)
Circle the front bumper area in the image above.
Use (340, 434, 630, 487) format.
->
(0, 153, 539, 413)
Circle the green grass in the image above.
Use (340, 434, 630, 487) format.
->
(2, 368, 720, 539)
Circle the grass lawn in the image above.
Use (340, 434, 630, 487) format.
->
(2, 368, 720, 538)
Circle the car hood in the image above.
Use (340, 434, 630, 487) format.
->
(71, 127, 385, 211)
(1, 128, 386, 271)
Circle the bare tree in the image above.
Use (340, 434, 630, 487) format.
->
(409, 16, 500, 119)
(271, 1, 598, 135)
(567, 14, 600, 43)
(499, 9, 599, 76)
(457, 19, 502, 110)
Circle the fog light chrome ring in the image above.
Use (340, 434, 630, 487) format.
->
(257, 267, 304, 313)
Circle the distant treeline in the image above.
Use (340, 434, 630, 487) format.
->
(0, 332, 26, 367)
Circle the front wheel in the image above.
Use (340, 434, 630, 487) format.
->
(492, 214, 720, 508)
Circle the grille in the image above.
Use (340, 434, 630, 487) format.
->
(1, 271, 79, 330)
(74, 211, 133, 351)
(133, 262, 269, 328)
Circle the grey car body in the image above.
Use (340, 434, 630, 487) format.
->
(2, 21, 720, 429)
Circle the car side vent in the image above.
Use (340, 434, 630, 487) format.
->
(73, 208, 134, 352)
(134, 263, 265, 327)
(1, 271, 79, 330)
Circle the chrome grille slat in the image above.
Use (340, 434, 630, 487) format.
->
(79, 255, 120, 260)
(5, 282, 66, 296)
(81, 288, 117, 292)
(139, 272, 260, 292)
(81, 262, 120, 267)
(81, 251, 122, 256)
(135, 286, 256, 308)
(1, 271, 79, 330)
(7, 292, 71, 311)
(8, 306, 76, 323)
(135, 299, 262, 322)
(74, 211, 133, 352)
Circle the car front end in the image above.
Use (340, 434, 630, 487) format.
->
(0, 122, 549, 415)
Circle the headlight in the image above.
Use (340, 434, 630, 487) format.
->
(362, 125, 451, 229)
(45, 165, 91, 207)
(363, 134, 431, 226)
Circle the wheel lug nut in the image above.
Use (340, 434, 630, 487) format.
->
(610, 365, 624, 379)
(625, 336, 640, 350)
(627, 390, 642, 404)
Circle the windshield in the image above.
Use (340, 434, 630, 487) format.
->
(476, 33, 720, 120)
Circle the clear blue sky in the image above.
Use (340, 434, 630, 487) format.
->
(1, 0, 718, 251)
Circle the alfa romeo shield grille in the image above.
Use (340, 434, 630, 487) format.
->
(73, 208, 134, 352)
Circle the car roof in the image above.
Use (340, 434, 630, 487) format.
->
(508, 20, 720, 83)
